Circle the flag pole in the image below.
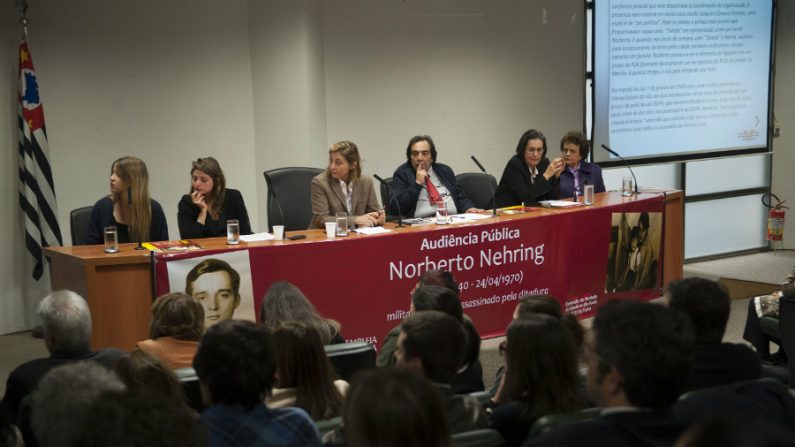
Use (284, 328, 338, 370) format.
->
(16, 0, 28, 39)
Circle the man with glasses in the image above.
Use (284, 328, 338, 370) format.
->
(389, 135, 480, 218)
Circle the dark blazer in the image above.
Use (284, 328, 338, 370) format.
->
(309, 172, 381, 229)
(1, 348, 125, 420)
(389, 161, 475, 217)
(525, 409, 686, 447)
(84, 196, 169, 244)
(177, 188, 252, 239)
(557, 161, 606, 200)
(494, 155, 556, 207)
(684, 343, 761, 392)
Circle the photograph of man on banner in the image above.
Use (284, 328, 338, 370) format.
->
(607, 212, 662, 292)
(166, 250, 256, 328)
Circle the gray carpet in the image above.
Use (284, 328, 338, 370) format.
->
(1, 250, 790, 397)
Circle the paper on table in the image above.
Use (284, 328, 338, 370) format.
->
(450, 213, 493, 222)
(354, 226, 393, 235)
(540, 200, 583, 208)
(239, 232, 276, 242)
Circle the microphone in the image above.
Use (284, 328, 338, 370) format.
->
(373, 174, 404, 228)
(470, 155, 497, 217)
(601, 144, 639, 195)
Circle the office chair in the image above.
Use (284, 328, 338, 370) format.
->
(455, 173, 498, 209)
(263, 167, 323, 231)
(324, 341, 376, 382)
(70, 205, 93, 245)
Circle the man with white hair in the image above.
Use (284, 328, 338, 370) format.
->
(0, 290, 125, 419)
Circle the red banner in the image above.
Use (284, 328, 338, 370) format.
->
(154, 194, 665, 347)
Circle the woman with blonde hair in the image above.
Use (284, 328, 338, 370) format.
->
(310, 140, 384, 229)
(85, 156, 168, 244)
(137, 292, 204, 369)
(178, 157, 252, 239)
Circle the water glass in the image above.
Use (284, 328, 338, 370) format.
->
(103, 226, 119, 253)
(227, 219, 240, 245)
(435, 201, 449, 225)
(335, 212, 349, 237)
(273, 225, 285, 241)
(583, 184, 595, 205)
(622, 176, 634, 196)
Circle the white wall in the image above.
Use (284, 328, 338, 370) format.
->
(773, 1, 795, 248)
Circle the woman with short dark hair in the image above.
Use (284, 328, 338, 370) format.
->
(494, 129, 563, 207)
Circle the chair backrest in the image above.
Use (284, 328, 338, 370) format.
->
(174, 367, 206, 412)
(527, 407, 601, 440)
(455, 173, 497, 209)
(314, 416, 343, 436)
(451, 428, 506, 447)
(324, 341, 376, 382)
(779, 293, 795, 386)
(70, 206, 93, 246)
(263, 167, 323, 231)
(378, 176, 393, 209)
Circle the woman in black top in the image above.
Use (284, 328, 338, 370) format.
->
(494, 129, 564, 207)
(177, 157, 252, 239)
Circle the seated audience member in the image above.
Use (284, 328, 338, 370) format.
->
(85, 156, 168, 244)
(389, 135, 481, 217)
(30, 362, 126, 447)
(193, 320, 321, 447)
(666, 277, 761, 391)
(396, 311, 489, 434)
(136, 292, 204, 369)
(527, 301, 695, 447)
(74, 390, 204, 447)
(491, 315, 587, 447)
(178, 157, 252, 239)
(342, 368, 450, 447)
(185, 258, 242, 328)
(555, 131, 606, 200)
(494, 129, 563, 207)
(310, 140, 384, 229)
(743, 264, 795, 364)
(267, 322, 347, 419)
(114, 350, 192, 412)
(260, 281, 344, 345)
(1, 290, 125, 420)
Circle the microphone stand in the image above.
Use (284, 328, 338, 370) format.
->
(601, 144, 639, 195)
(470, 155, 497, 217)
(129, 186, 145, 250)
(373, 174, 404, 228)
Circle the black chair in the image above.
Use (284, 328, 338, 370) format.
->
(378, 176, 393, 209)
(451, 429, 505, 447)
(527, 407, 601, 440)
(70, 205, 93, 246)
(324, 342, 376, 382)
(174, 367, 206, 412)
(263, 167, 323, 231)
(778, 293, 795, 386)
(455, 173, 498, 209)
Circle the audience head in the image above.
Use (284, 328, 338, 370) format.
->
(410, 285, 463, 321)
(260, 281, 339, 345)
(560, 130, 589, 168)
(397, 311, 467, 384)
(37, 290, 92, 354)
(110, 156, 152, 240)
(149, 292, 205, 341)
(327, 140, 362, 183)
(513, 294, 584, 348)
(504, 315, 583, 415)
(190, 157, 226, 206)
(75, 390, 204, 447)
(270, 321, 343, 419)
(31, 362, 125, 447)
(666, 277, 730, 343)
(193, 320, 275, 408)
(185, 258, 241, 328)
(406, 135, 437, 169)
(588, 301, 694, 409)
(114, 350, 188, 408)
(515, 129, 548, 168)
(417, 269, 460, 295)
(343, 368, 450, 447)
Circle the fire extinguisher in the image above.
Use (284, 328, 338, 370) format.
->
(762, 193, 788, 241)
